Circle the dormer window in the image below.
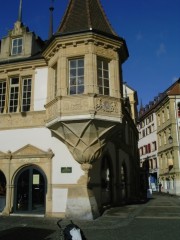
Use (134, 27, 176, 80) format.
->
(11, 37, 23, 55)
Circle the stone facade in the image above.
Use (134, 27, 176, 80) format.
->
(0, 0, 140, 219)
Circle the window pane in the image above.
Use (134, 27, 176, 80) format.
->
(103, 61, 108, 70)
(70, 86, 76, 95)
(78, 85, 84, 94)
(78, 59, 84, 67)
(99, 87, 103, 94)
(70, 77, 76, 85)
(78, 68, 84, 76)
(78, 77, 84, 85)
(104, 88, 109, 95)
(70, 60, 76, 68)
(70, 69, 76, 77)
(97, 78, 102, 86)
(104, 79, 109, 87)
(104, 70, 109, 79)
(11, 78, 19, 85)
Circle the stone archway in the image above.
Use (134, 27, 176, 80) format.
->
(14, 165, 47, 214)
(0, 171, 6, 212)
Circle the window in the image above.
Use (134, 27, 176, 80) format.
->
(152, 141, 157, 151)
(159, 134, 162, 147)
(164, 131, 167, 145)
(97, 58, 110, 95)
(11, 38, 23, 55)
(52, 64, 57, 97)
(151, 124, 154, 132)
(22, 78, 32, 112)
(147, 144, 151, 153)
(0, 80, 6, 113)
(162, 110, 165, 123)
(9, 77, 19, 112)
(167, 106, 170, 119)
(177, 103, 180, 117)
(157, 114, 160, 126)
(69, 58, 84, 95)
(0, 76, 32, 114)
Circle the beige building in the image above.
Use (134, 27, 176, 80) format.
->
(156, 79, 180, 194)
(138, 79, 180, 195)
(0, 0, 140, 219)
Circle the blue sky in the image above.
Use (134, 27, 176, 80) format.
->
(0, 0, 180, 107)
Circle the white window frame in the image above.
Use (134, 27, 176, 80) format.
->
(69, 58, 84, 95)
(0, 80, 6, 113)
(11, 37, 23, 56)
(97, 58, 110, 95)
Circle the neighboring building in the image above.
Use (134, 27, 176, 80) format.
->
(138, 79, 180, 195)
(156, 79, 180, 195)
(123, 83, 138, 124)
(138, 102, 158, 192)
(0, 0, 140, 219)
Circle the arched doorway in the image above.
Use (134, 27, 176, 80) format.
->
(0, 171, 6, 212)
(101, 156, 113, 206)
(14, 166, 46, 214)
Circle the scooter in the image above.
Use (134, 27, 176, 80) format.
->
(57, 219, 87, 240)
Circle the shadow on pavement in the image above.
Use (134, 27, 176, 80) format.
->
(0, 227, 55, 240)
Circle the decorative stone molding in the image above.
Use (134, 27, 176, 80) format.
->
(50, 119, 120, 165)
(0, 111, 46, 130)
(95, 98, 118, 113)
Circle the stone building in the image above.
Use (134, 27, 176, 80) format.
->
(156, 79, 180, 195)
(0, 0, 140, 219)
(138, 79, 180, 195)
(138, 102, 158, 192)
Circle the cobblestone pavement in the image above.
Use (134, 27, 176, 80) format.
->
(1, 193, 180, 239)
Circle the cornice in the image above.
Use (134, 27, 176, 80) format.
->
(42, 32, 125, 61)
(0, 58, 47, 74)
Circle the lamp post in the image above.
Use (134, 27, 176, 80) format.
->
(168, 136, 173, 144)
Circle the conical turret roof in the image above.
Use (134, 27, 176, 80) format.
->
(57, 0, 118, 37)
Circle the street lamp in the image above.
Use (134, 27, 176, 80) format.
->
(168, 136, 173, 144)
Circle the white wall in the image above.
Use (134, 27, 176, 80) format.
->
(0, 127, 83, 184)
(34, 67, 48, 111)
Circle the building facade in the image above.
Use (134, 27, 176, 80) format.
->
(138, 104, 158, 192)
(0, 0, 140, 219)
(156, 80, 180, 195)
(138, 79, 180, 195)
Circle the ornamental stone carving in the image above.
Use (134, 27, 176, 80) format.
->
(50, 119, 120, 165)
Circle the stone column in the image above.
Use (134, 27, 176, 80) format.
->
(2, 152, 11, 215)
(66, 163, 100, 220)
